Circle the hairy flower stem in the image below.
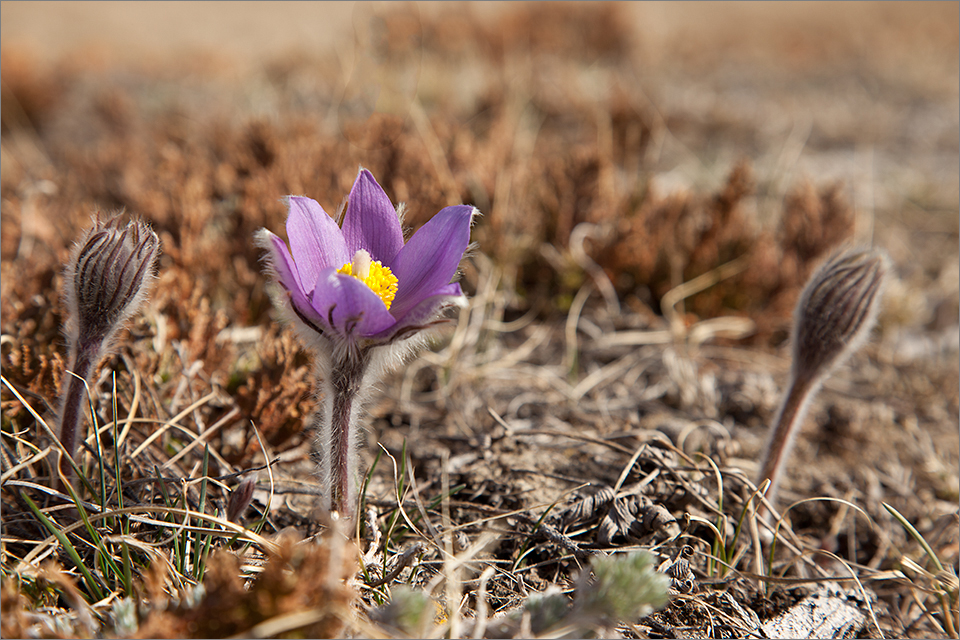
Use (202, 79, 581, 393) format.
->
(56, 343, 99, 483)
(319, 349, 373, 524)
(757, 372, 817, 510)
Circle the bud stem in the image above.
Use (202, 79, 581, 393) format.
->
(757, 371, 817, 509)
(57, 341, 100, 484)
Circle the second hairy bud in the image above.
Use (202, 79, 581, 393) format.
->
(758, 246, 888, 510)
(56, 215, 160, 486)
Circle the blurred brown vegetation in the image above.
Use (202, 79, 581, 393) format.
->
(0, 3, 896, 454)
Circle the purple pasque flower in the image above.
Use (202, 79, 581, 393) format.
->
(256, 169, 475, 357)
(256, 168, 476, 523)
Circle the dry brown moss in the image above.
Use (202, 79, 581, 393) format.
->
(136, 534, 357, 639)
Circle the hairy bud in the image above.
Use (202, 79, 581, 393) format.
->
(65, 216, 160, 354)
(226, 476, 257, 523)
(791, 247, 888, 385)
(759, 246, 888, 509)
(56, 215, 160, 487)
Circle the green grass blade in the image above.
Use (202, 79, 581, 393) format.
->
(197, 532, 214, 581)
(381, 441, 409, 554)
(112, 373, 125, 528)
(121, 539, 133, 595)
(193, 445, 211, 578)
(63, 482, 124, 589)
(94, 395, 107, 514)
(21, 492, 105, 603)
(359, 447, 384, 537)
(155, 465, 173, 514)
(512, 498, 563, 572)
(427, 484, 465, 511)
(153, 464, 186, 573)
(883, 502, 945, 573)
(397, 440, 408, 503)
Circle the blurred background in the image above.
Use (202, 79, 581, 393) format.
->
(4, 0, 957, 337)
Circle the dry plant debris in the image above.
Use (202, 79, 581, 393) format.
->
(2, 2, 958, 638)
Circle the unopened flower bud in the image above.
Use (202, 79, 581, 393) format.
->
(758, 246, 888, 510)
(55, 215, 160, 488)
(791, 247, 888, 385)
(226, 476, 256, 523)
(65, 216, 160, 354)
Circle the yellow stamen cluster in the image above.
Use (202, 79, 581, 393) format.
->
(337, 250, 399, 310)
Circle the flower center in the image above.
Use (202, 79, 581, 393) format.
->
(337, 249, 398, 310)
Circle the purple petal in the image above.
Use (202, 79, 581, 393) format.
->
(256, 229, 329, 333)
(286, 196, 349, 290)
(375, 283, 464, 341)
(263, 230, 305, 294)
(342, 169, 405, 265)
(311, 269, 398, 338)
(390, 205, 475, 318)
